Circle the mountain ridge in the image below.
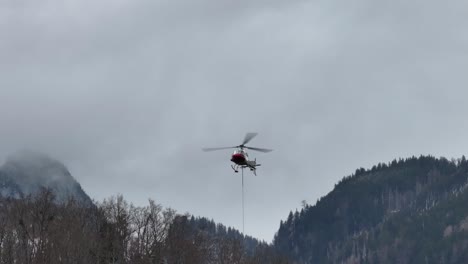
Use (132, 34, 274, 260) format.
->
(274, 155, 468, 263)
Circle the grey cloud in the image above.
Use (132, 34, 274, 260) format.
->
(1, 0, 468, 241)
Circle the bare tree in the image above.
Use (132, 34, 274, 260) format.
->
(0, 193, 289, 264)
(130, 199, 176, 263)
(47, 197, 100, 264)
(99, 194, 133, 263)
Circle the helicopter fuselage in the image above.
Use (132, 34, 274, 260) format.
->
(230, 149, 260, 175)
(231, 151, 247, 165)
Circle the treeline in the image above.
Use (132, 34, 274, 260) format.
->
(0, 189, 289, 264)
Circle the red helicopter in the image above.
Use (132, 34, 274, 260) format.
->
(203, 133, 272, 175)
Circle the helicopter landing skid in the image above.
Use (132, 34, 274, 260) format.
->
(231, 164, 239, 173)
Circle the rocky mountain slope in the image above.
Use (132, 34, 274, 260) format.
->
(0, 151, 92, 205)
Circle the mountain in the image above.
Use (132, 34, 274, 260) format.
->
(274, 155, 468, 264)
(0, 151, 92, 205)
(0, 153, 288, 263)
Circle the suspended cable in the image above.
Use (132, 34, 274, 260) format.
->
(242, 166, 245, 234)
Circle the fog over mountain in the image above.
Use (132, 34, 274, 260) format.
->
(0, 151, 92, 205)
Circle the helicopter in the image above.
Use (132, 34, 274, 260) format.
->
(202, 133, 272, 175)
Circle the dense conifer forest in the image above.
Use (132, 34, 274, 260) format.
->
(274, 155, 468, 263)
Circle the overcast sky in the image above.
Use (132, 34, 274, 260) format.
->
(1, 0, 468, 242)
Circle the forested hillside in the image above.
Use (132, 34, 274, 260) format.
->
(274, 155, 468, 264)
(6, 153, 468, 263)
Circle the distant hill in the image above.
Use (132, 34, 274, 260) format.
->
(0, 151, 92, 205)
(274, 155, 468, 264)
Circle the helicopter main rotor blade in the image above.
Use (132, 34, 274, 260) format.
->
(244, 146, 273, 153)
(242, 132, 258, 145)
(202, 146, 236, 152)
